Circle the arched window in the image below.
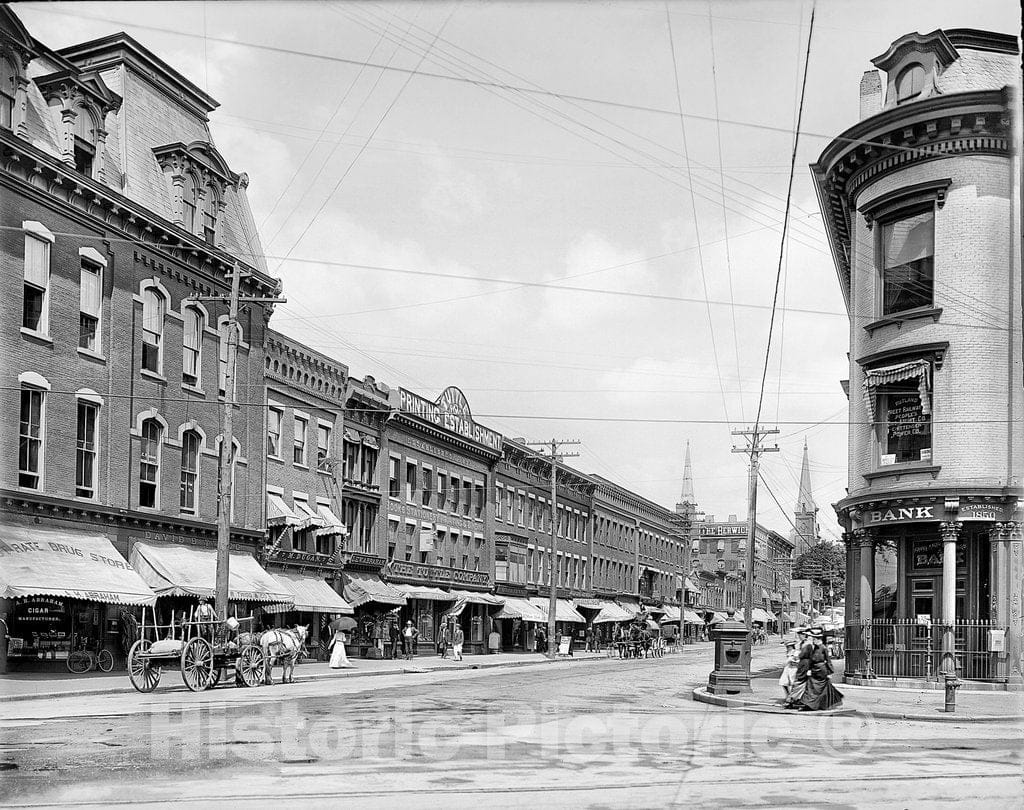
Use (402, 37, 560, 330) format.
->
(73, 106, 97, 176)
(182, 174, 198, 233)
(139, 418, 162, 508)
(896, 63, 926, 102)
(141, 287, 166, 373)
(182, 306, 204, 386)
(180, 430, 201, 514)
(202, 186, 219, 245)
(1, 57, 16, 130)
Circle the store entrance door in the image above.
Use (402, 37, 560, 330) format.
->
(908, 577, 938, 678)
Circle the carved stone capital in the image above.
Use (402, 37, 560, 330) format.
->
(852, 528, 875, 548)
(994, 521, 1021, 542)
(938, 521, 963, 542)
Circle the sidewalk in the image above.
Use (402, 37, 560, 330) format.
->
(0, 650, 609, 703)
(692, 658, 1024, 722)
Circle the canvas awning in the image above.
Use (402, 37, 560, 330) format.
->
(709, 612, 729, 624)
(645, 604, 668, 614)
(494, 596, 547, 622)
(589, 600, 634, 624)
(529, 597, 586, 623)
(0, 526, 157, 606)
(343, 574, 407, 608)
(572, 598, 605, 610)
(448, 590, 504, 606)
(391, 583, 455, 601)
(129, 542, 292, 604)
(292, 500, 326, 532)
(267, 492, 299, 527)
(262, 571, 354, 615)
(315, 504, 347, 539)
(659, 605, 682, 622)
(683, 610, 704, 624)
(862, 360, 931, 421)
(683, 577, 698, 592)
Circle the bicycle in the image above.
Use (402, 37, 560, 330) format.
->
(67, 638, 114, 674)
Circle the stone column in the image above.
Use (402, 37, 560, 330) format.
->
(993, 521, 1023, 680)
(60, 107, 77, 166)
(939, 521, 962, 676)
(93, 127, 108, 184)
(14, 76, 30, 138)
(854, 528, 875, 677)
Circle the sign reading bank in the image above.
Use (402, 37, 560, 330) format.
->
(395, 386, 502, 451)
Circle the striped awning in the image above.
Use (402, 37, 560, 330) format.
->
(292, 499, 326, 532)
(263, 571, 353, 615)
(343, 574, 407, 608)
(267, 493, 299, 527)
(863, 360, 930, 421)
(391, 583, 456, 601)
(315, 504, 347, 539)
(529, 597, 586, 624)
(494, 596, 547, 622)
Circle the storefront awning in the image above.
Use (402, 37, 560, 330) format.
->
(529, 597, 586, 623)
(683, 577, 698, 592)
(292, 500, 326, 532)
(449, 590, 505, 606)
(761, 588, 772, 602)
(573, 598, 605, 610)
(494, 596, 547, 622)
(129, 542, 292, 604)
(0, 526, 157, 606)
(392, 583, 456, 601)
(753, 608, 777, 623)
(343, 574, 407, 608)
(708, 612, 729, 624)
(659, 605, 682, 622)
(590, 600, 634, 624)
(263, 571, 354, 615)
(315, 504, 347, 539)
(645, 604, 668, 614)
(267, 492, 299, 527)
(683, 610, 704, 624)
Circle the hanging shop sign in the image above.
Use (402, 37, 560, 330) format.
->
(395, 387, 502, 451)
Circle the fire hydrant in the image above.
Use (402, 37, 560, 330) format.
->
(943, 674, 962, 713)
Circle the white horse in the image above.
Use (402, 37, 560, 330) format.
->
(259, 625, 308, 684)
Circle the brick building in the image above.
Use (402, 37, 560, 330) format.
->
(811, 28, 1022, 682)
(0, 7, 285, 670)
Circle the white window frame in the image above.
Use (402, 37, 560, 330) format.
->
(293, 412, 308, 467)
(18, 379, 47, 490)
(179, 429, 201, 514)
(182, 304, 204, 387)
(316, 419, 332, 471)
(78, 248, 105, 354)
(75, 396, 100, 499)
(495, 483, 504, 522)
(22, 222, 54, 337)
(267, 406, 283, 459)
(140, 285, 166, 375)
(139, 418, 163, 509)
(388, 454, 401, 500)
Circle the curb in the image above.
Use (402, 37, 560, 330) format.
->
(0, 652, 611, 704)
(691, 686, 1023, 723)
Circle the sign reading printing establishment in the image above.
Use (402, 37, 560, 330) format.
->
(395, 386, 502, 451)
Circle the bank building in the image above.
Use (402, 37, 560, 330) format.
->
(811, 28, 1022, 683)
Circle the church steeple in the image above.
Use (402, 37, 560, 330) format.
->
(678, 441, 695, 507)
(792, 440, 819, 555)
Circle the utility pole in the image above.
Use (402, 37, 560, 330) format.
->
(528, 439, 580, 657)
(192, 263, 285, 621)
(731, 426, 778, 650)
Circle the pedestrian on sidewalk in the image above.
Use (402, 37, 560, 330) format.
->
(402, 620, 418, 661)
(778, 636, 800, 699)
(389, 620, 401, 660)
(488, 623, 501, 654)
(329, 622, 355, 669)
(439, 618, 452, 659)
(535, 626, 547, 654)
(451, 623, 465, 661)
(785, 627, 843, 711)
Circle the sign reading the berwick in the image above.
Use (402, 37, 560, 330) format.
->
(395, 386, 502, 451)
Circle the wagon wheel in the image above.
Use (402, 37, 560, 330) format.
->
(128, 639, 161, 693)
(208, 667, 223, 688)
(236, 644, 266, 688)
(181, 637, 215, 692)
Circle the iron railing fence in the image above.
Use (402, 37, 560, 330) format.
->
(845, 619, 1006, 682)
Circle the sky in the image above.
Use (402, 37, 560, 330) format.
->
(18, 0, 1021, 544)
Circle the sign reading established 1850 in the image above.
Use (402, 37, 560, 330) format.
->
(395, 386, 502, 451)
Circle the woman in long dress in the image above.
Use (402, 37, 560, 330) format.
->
(329, 620, 355, 669)
(786, 628, 842, 710)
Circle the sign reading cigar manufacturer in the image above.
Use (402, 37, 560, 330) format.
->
(395, 386, 502, 451)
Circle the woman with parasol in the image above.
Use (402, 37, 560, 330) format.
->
(328, 615, 357, 669)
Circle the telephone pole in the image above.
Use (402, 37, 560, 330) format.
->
(731, 426, 778, 649)
(192, 263, 285, 621)
(527, 439, 580, 657)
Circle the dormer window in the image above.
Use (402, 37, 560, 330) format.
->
(1, 57, 16, 130)
(73, 106, 97, 176)
(203, 187, 219, 245)
(896, 63, 926, 102)
(182, 174, 198, 233)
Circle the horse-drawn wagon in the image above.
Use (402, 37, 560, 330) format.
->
(127, 606, 266, 692)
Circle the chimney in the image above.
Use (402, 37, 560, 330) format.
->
(860, 70, 883, 119)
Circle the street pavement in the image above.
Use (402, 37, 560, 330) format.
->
(1, 644, 1020, 808)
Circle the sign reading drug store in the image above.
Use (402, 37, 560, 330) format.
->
(395, 386, 502, 451)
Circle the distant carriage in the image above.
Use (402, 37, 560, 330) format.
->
(126, 606, 266, 693)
